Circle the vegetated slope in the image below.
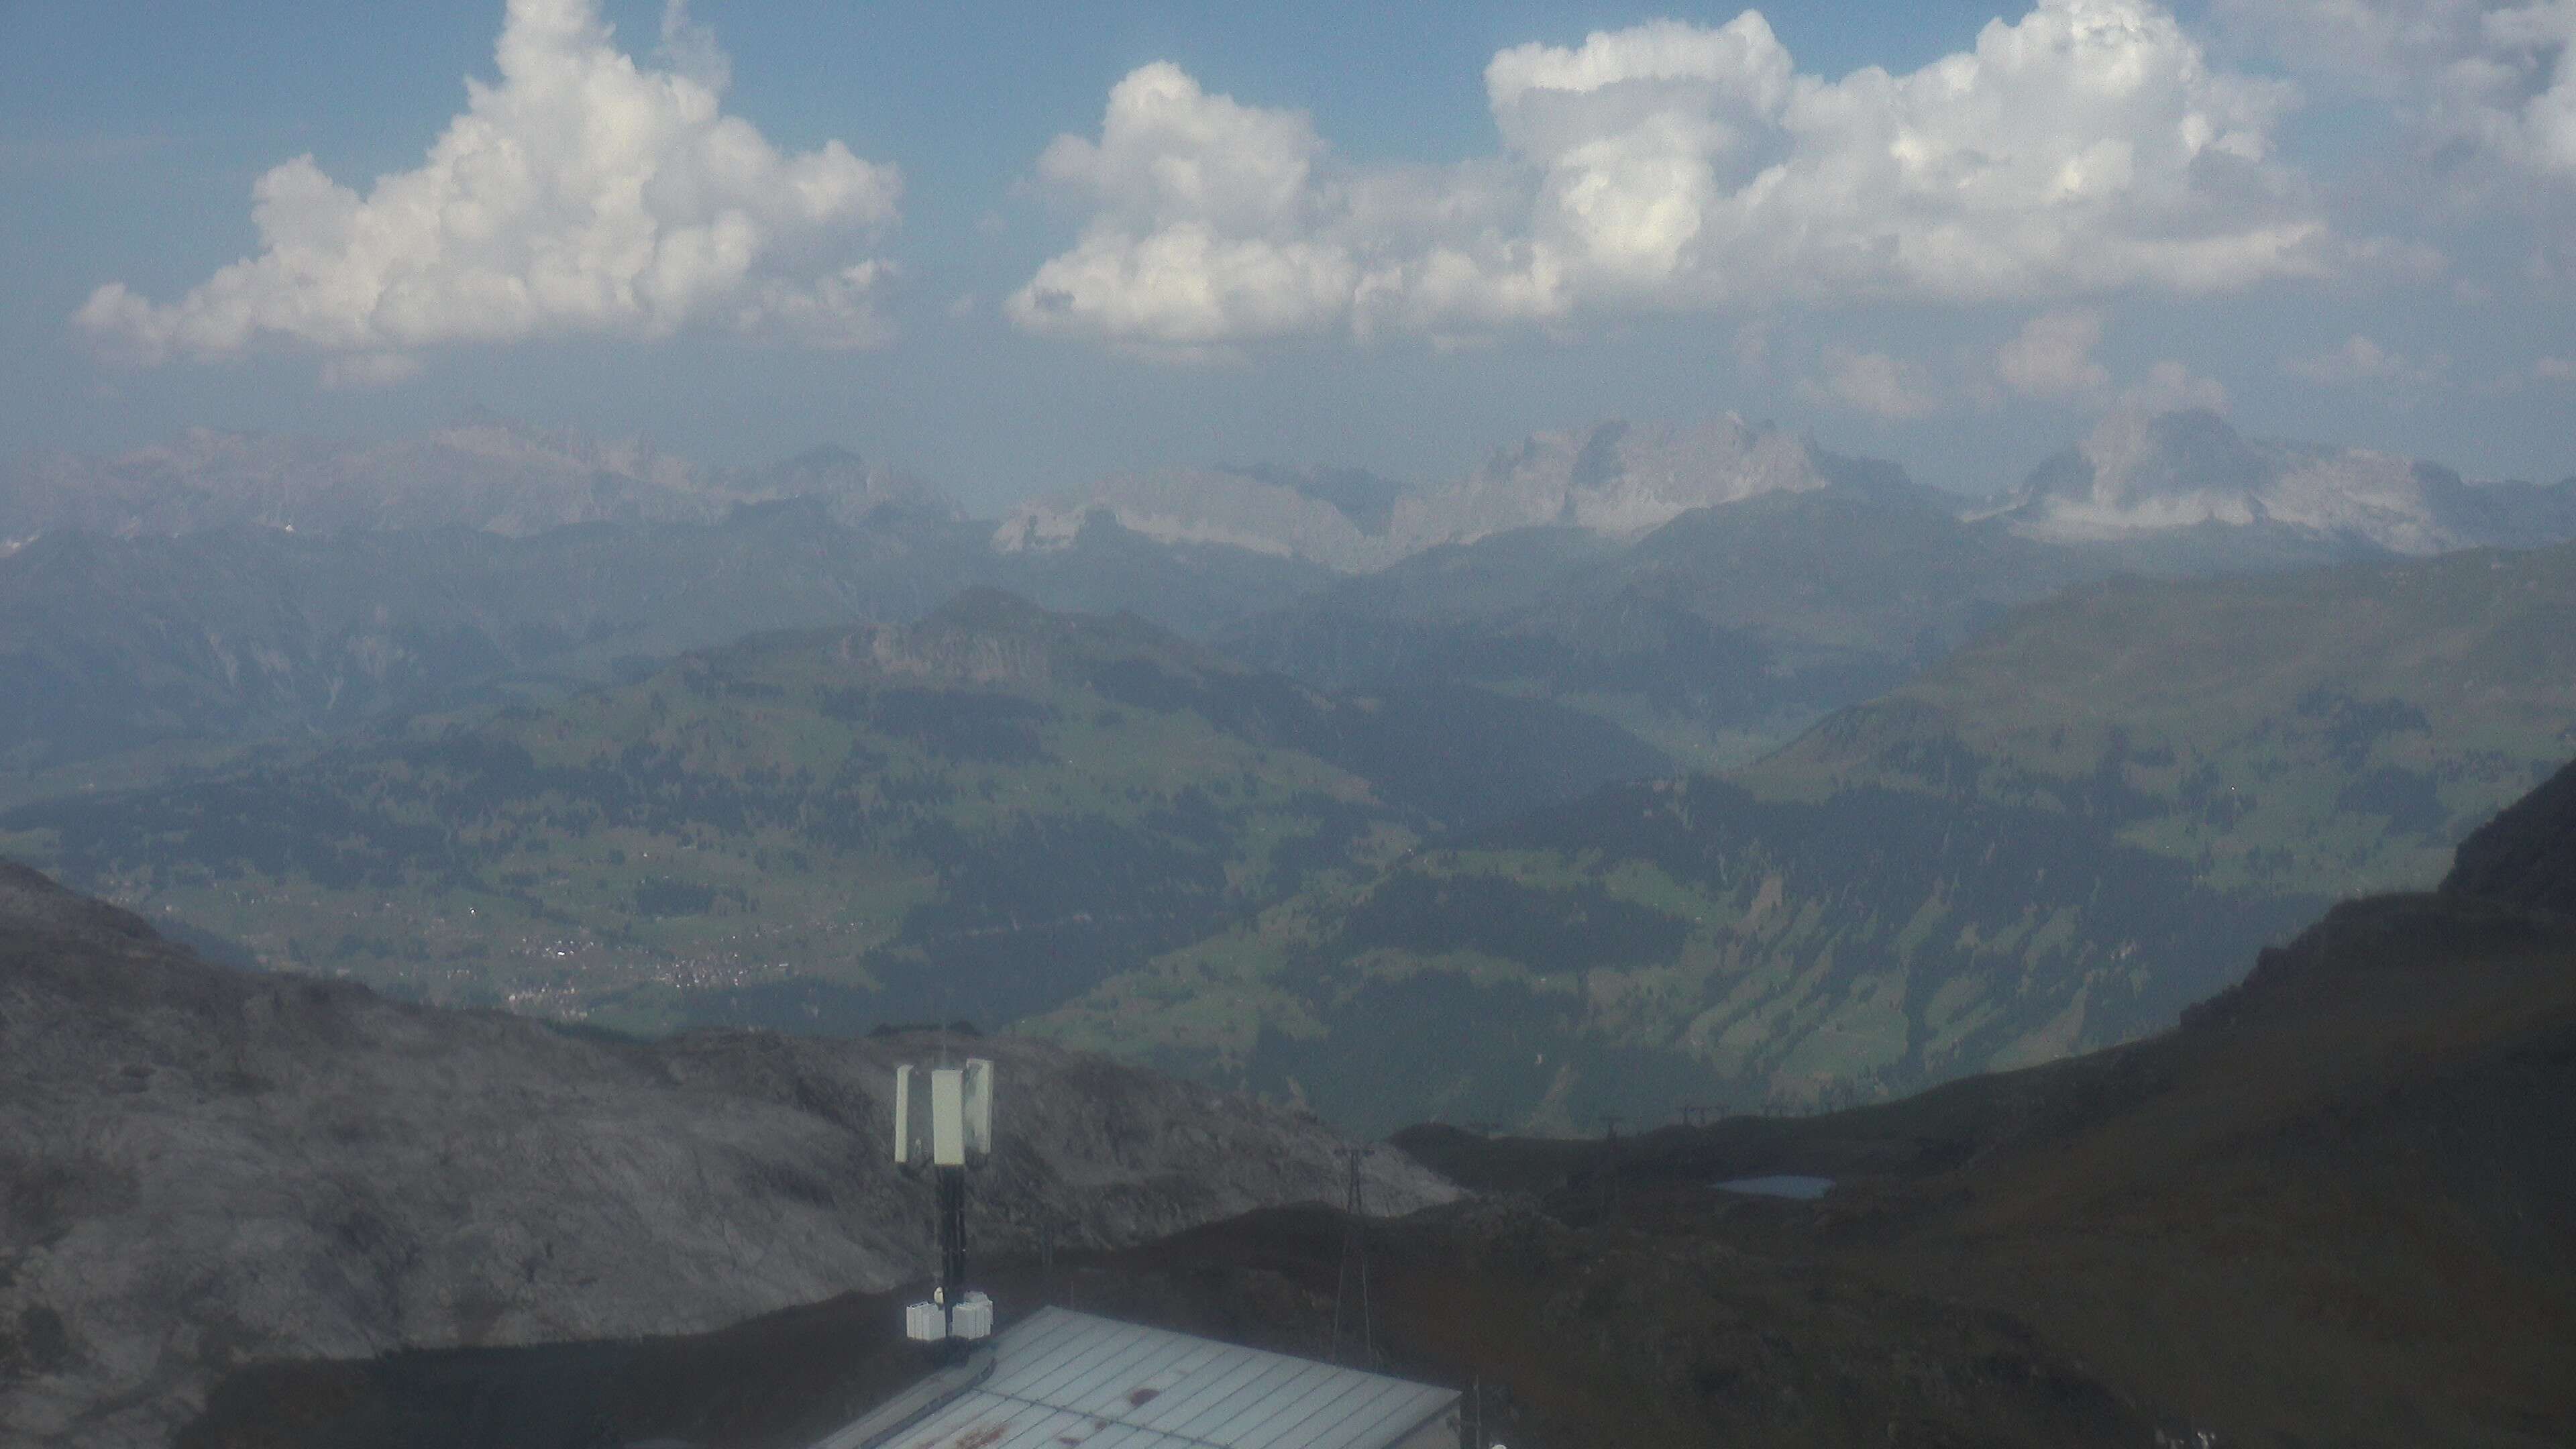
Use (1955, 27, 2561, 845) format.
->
(1223, 480, 2092, 771)
(0, 592, 1666, 1035)
(0, 498, 1336, 775)
(1037, 775, 2319, 1135)
(1370, 804, 2576, 1448)
(2445, 749, 2576, 917)
(184, 761, 2576, 1449)
(1042, 542, 2576, 1132)
(1747, 538, 2576, 897)
(1222, 468, 2406, 775)
(0, 861, 1455, 1449)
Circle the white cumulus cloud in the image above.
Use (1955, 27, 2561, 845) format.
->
(1996, 309, 2112, 397)
(2218, 0, 2576, 178)
(1799, 346, 1945, 419)
(318, 353, 425, 391)
(2119, 359, 2232, 413)
(1012, 1, 2324, 352)
(76, 0, 901, 376)
(2285, 333, 2447, 384)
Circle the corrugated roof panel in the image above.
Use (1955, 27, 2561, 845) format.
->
(1016, 1322, 1163, 1407)
(1079, 1332, 1232, 1419)
(1145, 1354, 1326, 1438)
(1007, 1315, 1149, 1395)
(853, 1309, 1455, 1449)
(1258, 1377, 1406, 1449)
(1282, 1379, 1450, 1449)
(1220, 1367, 1377, 1449)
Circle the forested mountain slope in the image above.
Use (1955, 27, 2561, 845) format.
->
(1, 592, 1664, 1036)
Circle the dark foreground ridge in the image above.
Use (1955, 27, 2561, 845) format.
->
(167, 758, 2576, 1448)
(0, 863, 1452, 1449)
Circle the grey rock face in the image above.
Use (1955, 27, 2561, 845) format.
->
(1994, 408, 2576, 555)
(995, 417, 1843, 572)
(0, 864, 1452, 1448)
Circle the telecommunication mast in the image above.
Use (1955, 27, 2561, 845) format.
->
(893, 1057, 995, 1348)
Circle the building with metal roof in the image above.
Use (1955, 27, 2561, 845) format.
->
(812, 1306, 1462, 1449)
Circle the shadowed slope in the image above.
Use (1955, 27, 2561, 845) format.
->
(0, 863, 1452, 1449)
(182, 759, 2576, 1449)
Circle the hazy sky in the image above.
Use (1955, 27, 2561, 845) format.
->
(6, 0, 2573, 507)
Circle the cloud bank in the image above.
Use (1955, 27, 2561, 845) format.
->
(1996, 310, 2112, 398)
(2217, 0, 2576, 178)
(1011, 0, 2326, 352)
(77, 0, 901, 377)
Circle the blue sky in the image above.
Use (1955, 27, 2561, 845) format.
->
(5, 0, 2573, 507)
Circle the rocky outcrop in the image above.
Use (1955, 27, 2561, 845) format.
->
(0, 863, 1452, 1448)
(996, 417, 1850, 572)
(1992, 408, 2576, 555)
(994, 466, 1407, 572)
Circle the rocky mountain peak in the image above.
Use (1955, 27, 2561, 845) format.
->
(1399, 414, 1831, 549)
(1994, 408, 2576, 556)
(993, 415, 1851, 573)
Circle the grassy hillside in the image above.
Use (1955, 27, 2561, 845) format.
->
(185, 757, 2576, 1449)
(1224, 484, 2080, 771)
(1222, 480, 2379, 773)
(1746, 541, 2576, 896)
(1040, 544, 2576, 1131)
(1036, 777, 2318, 1134)
(0, 592, 1663, 1036)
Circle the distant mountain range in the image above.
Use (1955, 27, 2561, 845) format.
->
(1992, 407, 2576, 555)
(9, 409, 2569, 780)
(6, 409, 2574, 1132)
(0, 498, 1336, 774)
(1004, 407, 2576, 572)
(994, 416, 1875, 570)
(0, 420, 946, 545)
(1220, 481, 2084, 771)
(15, 409, 2569, 572)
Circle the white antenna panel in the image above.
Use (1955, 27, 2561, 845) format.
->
(962, 1058, 994, 1156)
(930, 1068, 966, 1167)
(893, 1065, 935, 1165)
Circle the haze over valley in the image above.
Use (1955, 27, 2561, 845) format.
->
(8, 1, 2576, 1444)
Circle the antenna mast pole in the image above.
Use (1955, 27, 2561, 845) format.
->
(896, 1057, 996, 1352)
(1330, 1146, 1374, 1366)
(938, 1162, 967, 1310)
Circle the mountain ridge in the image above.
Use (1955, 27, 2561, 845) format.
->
(0, 592, 1669, 1038)
(172, 756, 2576, 1449)
(1039, 539, 2576, 1132)
(1991, 407, 2576, 555)
(0, 859, 1456, 1449)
